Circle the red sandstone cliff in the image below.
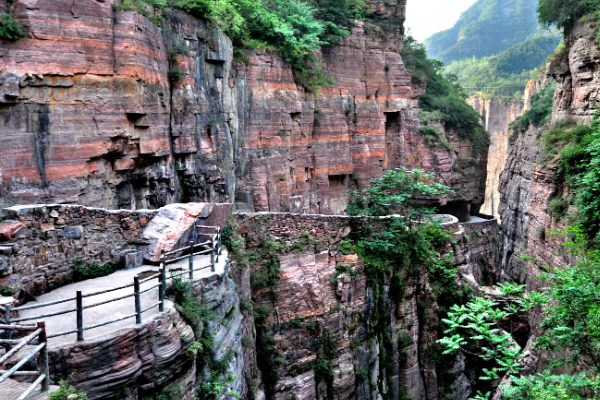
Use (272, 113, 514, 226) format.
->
(0, 0, 485, 215)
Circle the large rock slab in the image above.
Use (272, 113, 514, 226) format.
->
(141, 202, 233, 262)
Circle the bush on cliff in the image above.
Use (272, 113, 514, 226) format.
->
(401, 37, 490, 156)
(439, 229, 600, 400)
(0, 14, 28, 41)
(538, 0, 600, 31)
(509, 81, 555, 137)
(115, 0, 368, 91)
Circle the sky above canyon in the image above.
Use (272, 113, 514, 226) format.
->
(406, 0, 479, 42)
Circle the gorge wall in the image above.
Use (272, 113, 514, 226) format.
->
(497, 17, 600, 344)
(230, 212, 501, 400)
(469, 97, 523, 221)
(0, 0, 485, 217)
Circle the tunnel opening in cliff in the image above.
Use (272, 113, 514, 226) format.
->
(384, 111, 402, 169)
(438, 201, 482, 222)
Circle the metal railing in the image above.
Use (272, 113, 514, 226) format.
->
(0, 322, 49, 400)
(4, 224, 223, 342)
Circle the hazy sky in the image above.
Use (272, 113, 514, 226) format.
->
(406, 0, 479, 42)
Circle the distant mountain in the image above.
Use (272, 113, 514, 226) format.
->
(425, 0, 540, 64)
(444, 34, 561, 99)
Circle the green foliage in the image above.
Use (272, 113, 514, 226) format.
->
(402, 37, 490, 156)
(537, 0, 600, 31)
(417, 126, 452, 151)
(535, 228, 600, 369)
(348, 167, 453, 218)
(425, 0, 542, 64)
(0, 14, 28, 41)
(338, 240, 355, 255)
(501, 372, 600, 399)
(114, 0, 167, 26)
(49, 379, 87, 400)
(510, 81, 556, 137)
(156, 382, 182, 400)
(167, 66, 184, 83)
(535, 113, 600, 240)
(445, 35, 561, 99)
(171, 0, 366, 92)
(72, 260, 116, 282)
(0, 284, 16, 296)
(201, 373, 240, 400)
(439, 229, 600, 399)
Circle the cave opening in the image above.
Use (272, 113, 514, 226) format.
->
(384, 111, 402, 169)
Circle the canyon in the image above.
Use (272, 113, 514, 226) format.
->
(1, 0, 599, 400)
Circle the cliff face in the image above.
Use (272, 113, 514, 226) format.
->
(230, 213, 501, 400)
(498, 17, 600, 286)
(0, 0, 485, 215)
(469, 97, 523, 221)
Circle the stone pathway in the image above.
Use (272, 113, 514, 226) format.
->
(0, 378, 57, 400)
(466, 215, 489, 223)
(16, 250, 228, 347)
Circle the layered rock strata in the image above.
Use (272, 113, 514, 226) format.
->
(0, 0, 485, 216)
(230, 212, 500, 400)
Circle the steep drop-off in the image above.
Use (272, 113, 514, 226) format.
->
(0, 0, 485, 217)
(469, 97, 524, 221)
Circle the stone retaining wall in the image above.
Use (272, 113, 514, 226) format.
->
(0, 204, 155, 294)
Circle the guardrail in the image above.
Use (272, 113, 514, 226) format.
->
(3, 224, 223, 342)
(0, 322, 49, 400)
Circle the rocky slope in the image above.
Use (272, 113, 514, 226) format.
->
(0, 0, 485, 217)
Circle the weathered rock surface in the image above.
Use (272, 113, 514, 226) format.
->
(231, 212, 499, 400)
(0, 0, 484, 216)
(141, 202, 232, 262)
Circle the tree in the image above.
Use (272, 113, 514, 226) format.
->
(537, 0, 599, 31)
(438, 228, 600, 399)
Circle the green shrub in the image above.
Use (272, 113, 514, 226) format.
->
(49, 380, 87, 400)
(0, 284, 16, 296)
(418, 126, 452, 152)
(510, 81, 556, 137)
(72, 261, 116, 282)
(168, 66, 184, 83)
(338, 240, 355, 255)
(402, 36, 490, 156)
(537, 0, 599, 31)
(0, 14, 27, 41)
(156, 382, 182, 400)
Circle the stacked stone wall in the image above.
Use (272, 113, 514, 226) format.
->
(0, 204, 155, 294)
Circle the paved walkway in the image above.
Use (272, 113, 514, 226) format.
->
(0, 378, 57, 400)
(16, 250, 228, 347)
(466, 215, 489, 223)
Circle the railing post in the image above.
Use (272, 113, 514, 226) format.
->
(37, 321, 49, 392)
(134, 277, 142, 325)
(189, 240, 194, 281)
(214, 235, 219, 263)
(76, 291, 84, 341)
(5, 305, 12, 351)
(211, 238, 215, 272)
(159, 253, 167, 313)
(217, 227, 222, 256)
